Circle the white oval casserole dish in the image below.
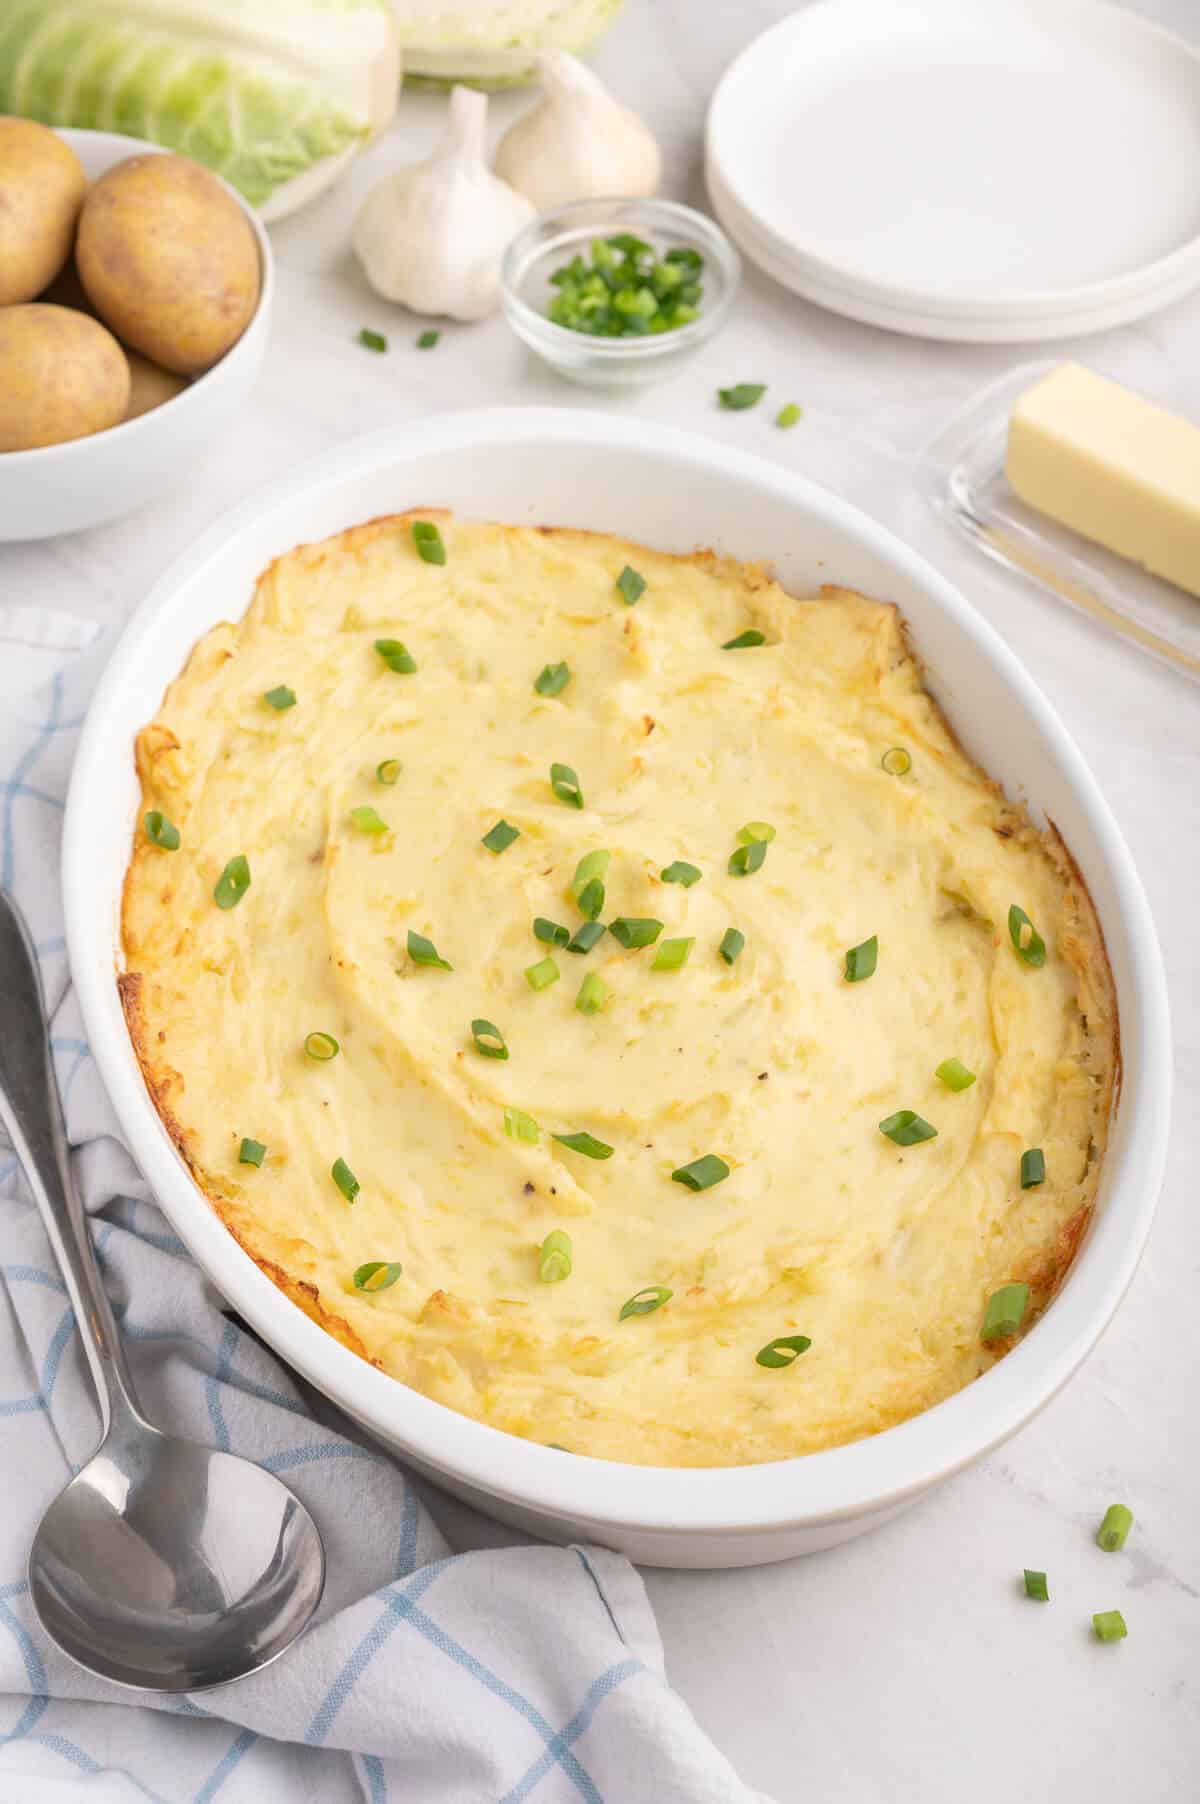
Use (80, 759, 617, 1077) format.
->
(63, 409, 1170, 1568)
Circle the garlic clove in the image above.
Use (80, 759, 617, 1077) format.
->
(352, 84, 534, 322)
(494, 49, 662, 211)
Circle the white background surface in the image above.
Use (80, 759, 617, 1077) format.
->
(3, 2, 1197, 1797)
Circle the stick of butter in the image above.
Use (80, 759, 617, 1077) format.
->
(1006, 363, 1200, 600)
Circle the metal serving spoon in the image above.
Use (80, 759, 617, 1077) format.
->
(0, 890, 325, 1691)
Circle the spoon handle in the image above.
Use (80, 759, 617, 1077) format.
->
(0, 889, 142, 1434)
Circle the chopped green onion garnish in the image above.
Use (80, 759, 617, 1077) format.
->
(981, 1281, 1029, 1341)
(358, 327, 387, 352)
(534, 917, 570, 947)
(571, 850, 611, 898)
(609, 916, 663, 949)
(722, 630, 766, 650)
(755, 1334, 811, 1368)
(1092, 1611, 1127, 1643)
(718, 383, 766, 410)
(661, 860, 701, 887)
(417, 329, 439, 349)
(936, 1057, 976, 1091)
(553, 1131, 613, 1160)
(376, 758, 401, 785)
(546, 239, 704, 337)
(353, 1260, 402, 1291)
(375, 638, 417, 674)
(535, 661, 571, 697)
(1021, 1148, 1046, 1188)
(304, 1031, 339, 1061)
(408, 929, 452, 971)
(576, 878, 605, 921)
(652, 936, 694, 972)
(504, 1106, 539, 1143)
(263, 685, 296, 710)
(619, 1284, 672, 1320)
(616, 565, 646, 606)
(482, 819, 520, 854)
(525, 955, 560, 990)
(737, 821, 776, 844)
(538, 1229, 572, 1283)
(1009, 904, 1047, 968)
(332, 1157, 359, 1202)
(1023, 1569, 1049, 1602)
(671, 1154, 729, 1192)
(719, 928, 745, 966)
(144, 810, 180, 851)
(729, 840, 766, 877)
(412, 520, 446, 565)
(775, 403, 802, 429)
(881, 746, 912, 776)
(1097, 1505, 1133, 1552)
(879, 1110, 937, 1146)
(576, 972, 608, 1015)
(567, 921, 606, 955)
(550, 762, 584, 808)
(349, 805, 388, 835)
(471, 1018, 508, 1060)
(844, 936, 878, 983)
(238, 1137, 266, 1167)
(213, 854, 250, 910)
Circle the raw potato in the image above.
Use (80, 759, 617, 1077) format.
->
(76, 154, 260, 377)
(125, 351, 188, 421)
(0, 305, 131, 453)
(0, 117, 87, 306)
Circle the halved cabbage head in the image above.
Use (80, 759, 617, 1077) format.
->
(393, 0, 625, 89)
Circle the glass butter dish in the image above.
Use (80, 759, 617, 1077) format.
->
(918, 361, 1200, 686)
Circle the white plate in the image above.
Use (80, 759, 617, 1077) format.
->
(706, 0, 1200, 341)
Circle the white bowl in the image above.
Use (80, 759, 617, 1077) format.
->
(0, 129, 273, 543)
(63, 409, 1170, 1568)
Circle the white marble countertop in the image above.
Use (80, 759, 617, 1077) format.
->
(5, 3, 1196, 1796)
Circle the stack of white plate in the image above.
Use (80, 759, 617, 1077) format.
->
(705, 0, 1200, 343)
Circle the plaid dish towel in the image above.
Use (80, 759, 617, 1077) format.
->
(0, 613, 770, 1804)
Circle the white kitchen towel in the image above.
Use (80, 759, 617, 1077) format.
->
(0, 624, 769, 1804)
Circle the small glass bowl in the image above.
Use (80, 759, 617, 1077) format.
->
(500, 197, 741, 390)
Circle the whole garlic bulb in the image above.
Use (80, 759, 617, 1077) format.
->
(495, 51, 662, 211)
(353, 85, 534, 321)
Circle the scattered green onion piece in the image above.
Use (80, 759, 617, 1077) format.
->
(881, 746, 912, 776)
(775, 403, 802, 429)
(553, 1131, 613, 1160)
(408, 929, 452, 971)
(482, 819, 521, 854)
(353, 1260, 402, 1291)
(652, 936, 694, 972)
(358, 327, 387, 352)
(567, 921, 606, 955)
(570, 850, 611, 898)
(535, 661, 571, 697)
(376, 759, 402, 785)
(729, 840, 767, 877)
(671, 1154, 729, 1192)
(1021, 1148, 1046, 1189)
(755, 1335, 811, 1368)
(411, 520, 446, 565)
(719, 928, 745, 966)
(737, 821, 776, 844)
(332, 1157, 360, 1203)
(619, 1284, 672, 1320)
(576, 972, 608, 1015)
(608, 917, 663, 949)
(525, 955, 560, 991)
(213, 854, 250, 910)
(238, 1138, 266, 1167)
(349, 805, 388, 835)
(375, 638, 417, 674)
(981, 1281, 1030, 1341)
(144, 811, 180, 851)
(576, 878, 605, 921)
(504, 1106, 539, 1144)
(616, 565, 646, 605)
(471, 1018, 509, 1060)
(304, 1031, 339, 1062)
(538, 1229, 572, 1283)
(661, 860, 701, 887)
(1093, 1611, 1128, 1643)
(1009, 904, 1047, 968)
(936, 1057, 976, 1092)
(263, 685, 296, 710)
(879, 1110, 937, 1146)
(550, 762, 584, 809)
(534, 917, 570, 947)
(722, 630, 766, 650)
(718, 383, 766, 410)
(1023, 1569, 1049, 1602)
(417, 329, 439, 349)
(844, 936, 878, 983)
(1097, 1505, 1133, 1553)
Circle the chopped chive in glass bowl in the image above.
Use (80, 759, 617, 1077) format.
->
(501, 198, 740, 390)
